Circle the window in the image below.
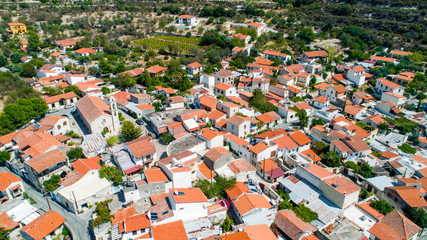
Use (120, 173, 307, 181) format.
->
(133, 231, 138, 235)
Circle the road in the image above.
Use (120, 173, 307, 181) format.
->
(0, 167, 92, 240)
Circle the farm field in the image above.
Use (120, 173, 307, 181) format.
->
(134, 35, 204, 54)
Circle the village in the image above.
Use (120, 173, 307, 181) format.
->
(0, 5, 426, 240)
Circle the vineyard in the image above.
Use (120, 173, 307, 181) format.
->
(134, 35, 204, 54)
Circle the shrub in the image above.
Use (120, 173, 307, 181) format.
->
(398, 143, 417, 154)
(293, 204, 318, 222)
(370, 199, 394, 215)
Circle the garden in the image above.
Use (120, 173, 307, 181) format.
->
(134, 35, 204, 55)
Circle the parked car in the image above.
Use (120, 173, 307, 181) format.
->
(48, 109, 59, 114)
(136, 119, 144, 125)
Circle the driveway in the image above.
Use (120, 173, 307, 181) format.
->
(0, 167, 92, 240)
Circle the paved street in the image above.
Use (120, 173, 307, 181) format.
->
(0, 167, 92, 240)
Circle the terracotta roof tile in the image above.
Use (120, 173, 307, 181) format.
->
(0, 212, 18, 230)
(228, 158, 256, 174)
(233, 193, 271, 215)
(144, 167, 168, 183)
(151, 220, 188, 240)
(198, 162, 216, 180)
(369, 210, 421, 240)
(146, 65, 167, 74)
(243, 224, 278, 240)
(226, 182, 250, 200)
(25, 149, 67, 173)
(220, 232, 251, 240)
(125, 136, 156, 159)
(169, 188, 208, 203)
(204, 147, 231, 162)
(123, 213, 151, 233)
(20, 210, 65, 240)
(289, 131, 311, 146)
(274, 210, 316, 240)
(200, 96, 217, 109)
(385, 186, 427, 208)
(304, 50, 328, 58)
(44, 91, 77, 104)
(0, 172, 21, 192)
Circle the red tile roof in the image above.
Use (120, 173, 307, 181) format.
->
(125, 136, 156, 158)
(74, 48, 97, 54)
(44, 91, 77, 104)
(243, 224, 278, 240)
(226, 182, 250, 200)
(371, 55, 396, 62)
(54, 39, 77, 47)
(369, 210, 421, 240)
(304, 50, 328, 58)
(274, 210, 316, 240)
(151, 220, 188, 240)
(200, 96, 217, 109)
(323, 176, 361, 195)
(228, 158, 256, 174)
(233, 193, 271, 215)
(198, 162, 216, 180)
(289, 131, 311, 146)
(20, 210, 65, 240)
(146, 65, 167, 74)
(299, 163, 333, 179)
(75, 95, 111, 124)
(0, 212, 18, 230)
(25, 149, 67, 173)
(72, 156, 101, 176)
(385, 186, 427, 208)
(144, 167, 168, 183)
(123, 213, 151, 233)
(205, 147, 231, 162)
(0, 172, 21, 192)
(356, 203, 384, 220)
(169, 188, 208, 203)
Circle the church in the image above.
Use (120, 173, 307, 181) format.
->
(75, 95, 120, 135)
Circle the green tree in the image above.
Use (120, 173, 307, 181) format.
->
(161, 132, 173, 143)
(27, 30, 41, 52)
(311, 118, 324, 128)
(101, 87, 111, 95)
(320, 151, 342, 167)
(416, 92, 426, 112)
(121, 121, 142, 141)
(0, 55, 7, 67)
(0, 227, 11, 240)
(250, 89, 277, 113)
(370, 200, 394, 215)
(407, 208, 427, 228)
(106, 136, 118, 146)
(43, 175, 61, 192)
(10, 53, 22, 64)
(67, 147, 84, 160)
(398, 143, 417, 154)
(64, 85, 80, 96)
(0, 151, 10, 164)
(99, 165, 123, 185)
(296, 109, 309, 127)
(293, 204, 318, 222)
(194, 176, 236, 199)
(91, 201, 113, 229)
(360, 188, 373, 199)
(221, 216, 234, 232)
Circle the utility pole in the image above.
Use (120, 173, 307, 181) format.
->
(38, 178, 51, 210)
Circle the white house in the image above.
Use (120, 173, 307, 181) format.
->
(44, 91, 78, 110)
(168, 188, 208, 221)
(212, 70, 234, 85)
(200, 74, 215, 90)
(66, 74, 86, 85)
(375, 78, 404, 96)
(186, 62, 203, 75)
(263, 50, 291, 63)
(37, 64, 65, 78)
(381, 92, 407, 107)
(38, 115, 71, 136)
(232, 193, 276, 226)
(55, 168, 111, 213)
(347, 66, 366, 87)
(310, 96, 330, 109)
(214, 83, 237, 97)
(167, 96, 187, 110)
(178, 15, 198, 25)
(0, 172, 24, 200)
(124, 136, 157, 168)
